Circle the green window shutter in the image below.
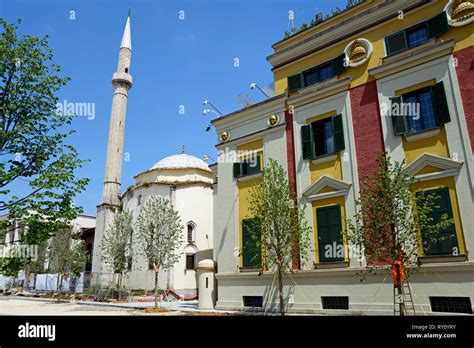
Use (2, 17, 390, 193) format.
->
(316, 205, 344, 263)
(390, 96, 409, 135)
(332, 114, 345, 152)
(418, 188, 458, 256)
(301, 124, 315, 159)
(332, 53, 348, 76)
(288, 73, 303, 92)
(427, 12, 449, 39)
(247, 155, 261, 175)
(233, 162, 242, 178)
(432, 187, 457, 255)
(242, 218, 261, 268)
(385, 31, 407, 56)
(432, 81, 451, 126)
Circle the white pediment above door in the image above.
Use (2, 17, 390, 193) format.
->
(404, 153, 463, 182)
(302, 175, 351, 202)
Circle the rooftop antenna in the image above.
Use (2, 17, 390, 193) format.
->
(182, 144, 186, 154)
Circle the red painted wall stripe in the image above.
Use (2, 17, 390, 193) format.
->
(350, 80, 385, 181)
(284, 107, 300, 270)
(453, 46, 474, 154)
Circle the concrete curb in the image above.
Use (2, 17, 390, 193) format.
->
(1, 295, 254, 315)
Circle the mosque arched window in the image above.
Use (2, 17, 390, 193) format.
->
(187, 223, 195, 243)
(137, 194, 142, 206)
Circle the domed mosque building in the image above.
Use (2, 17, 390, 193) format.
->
(121, 148, 214, 297)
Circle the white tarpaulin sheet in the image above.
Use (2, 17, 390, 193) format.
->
(0, 276, 13, 290)
(74, 273, 84, 293)
(34, 273, 70, 292)
(35, 274, 47, 291)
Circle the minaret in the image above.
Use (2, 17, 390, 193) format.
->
(92, 14, 132, 275)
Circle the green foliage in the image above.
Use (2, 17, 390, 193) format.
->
(101, 209, 134, 284)
(136, 196, 183, 307)
(0, 256, 24, 277)
(348, 154, 454, 273)
(248, 159, 311, 315)
(137, 196, 183, 272)
(283, 1, 365, 39)
(48, 228, 84, 275)
(0, 18, 89, 234)
(248, 159, 311, 273)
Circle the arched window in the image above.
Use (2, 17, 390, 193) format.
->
(187, 223, 196, 243)
(184, 244, 198, 271)
(137, 194, 142, 206)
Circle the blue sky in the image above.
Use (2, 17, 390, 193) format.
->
(1, 0, 347, 215)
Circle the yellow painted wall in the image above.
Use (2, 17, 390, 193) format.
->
(403, 128, 450, 164)
(311, 196, 348, 263)
(237, 139, 264, 268)
(273, 1, 474, 95)
(237, 139, 263, 154)
(413, 176, 466, 256)
(310, 156, 343, 183)
(306, 111, 343, 183)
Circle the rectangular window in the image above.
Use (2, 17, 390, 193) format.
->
(287, 54, 347, 93)
(406, 25, 429, 48)
(186, 254, 195, 270)
(303, 63, 335, 87)
(390, 81, 451, 136)
(243, 296, 263, 308)
(418, 187, 458, 256)
(430, 297, 472, 314)
(241, 218, 261, 268)
(316, 205, 344, 263)
(322, 296, 349, 310)
(385, 12, 449, 56)
(404, 88, 437, 133)
(233, 155, 262, 178)
(301, 114, 344, 159)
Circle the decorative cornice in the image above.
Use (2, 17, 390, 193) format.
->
(267, 0, 429, 70)
(215, 123, 286, 149)
(236, 172, 263, 183)
(302, 175, 352, 202)
(211, 94, 285, 128)
(287, 77, 351, 108)
(404, 128, 441, 142)
(368, 39, 455, 79)
(404, 152, 463, 181)
(216, 261, 474, 280)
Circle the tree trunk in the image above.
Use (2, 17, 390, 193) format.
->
(277, 265, 285, 316)
(23, 264, 30, 290)
(56, 272, 62, 303)
(154, 270, 160, 309)
(118, 273, 122, 301)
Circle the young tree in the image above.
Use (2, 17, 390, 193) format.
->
(348, 154, 453, 315)
(20, 217, 67, 290)
(0, 256, 24, 288)
(101, 209, 134, 299)
(248, 159, 312, 316)
(0, 18, 89, 238)
(136, 196, 183, 308)
(49, 227, 85, 302)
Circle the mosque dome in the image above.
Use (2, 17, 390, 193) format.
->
(151, 153, 211, 172)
